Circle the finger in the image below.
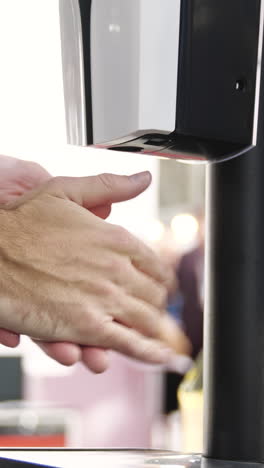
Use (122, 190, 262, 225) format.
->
(33, 341, 110, 373)
(81, 347, 110, 374)
(75, 271, 165, 340)
(106, 226, 171, 287)
(159, 315, 192, 356)
(101, 322, 172, 364)
(90, 205, 112, 220)
(132, 247, 172, 289)
(33, 341, 82, 367)
(113, 260, 168, 310)
(113, 293, 165, 339)
(0, 329, 20, 348)
(46, 172, 151, 208)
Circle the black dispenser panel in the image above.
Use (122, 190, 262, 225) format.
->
(176, 0, 261, 146)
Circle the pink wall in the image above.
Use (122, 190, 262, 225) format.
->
(24, 353, 162, 448)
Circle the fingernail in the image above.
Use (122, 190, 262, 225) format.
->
(130, 171, 151, 183)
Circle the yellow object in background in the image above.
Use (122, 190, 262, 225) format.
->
(178, 352, 203, 453)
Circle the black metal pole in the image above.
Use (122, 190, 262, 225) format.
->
(204, 41, 264, 463)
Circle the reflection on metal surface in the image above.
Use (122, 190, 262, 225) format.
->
(60, 0, 180, 147)
(90, 0, 180, 145)
(146, 454, 202, 466)
(1, 452, 264, 467)
(59, 0, 87, 146)
(0, 451, 201, 467)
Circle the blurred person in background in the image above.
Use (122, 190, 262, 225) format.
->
(158, 212, 204, 446)
(175, 213, 205, 452)
(177, 211, 205, 359)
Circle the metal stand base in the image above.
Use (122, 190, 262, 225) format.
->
(1, 452, 264, 468)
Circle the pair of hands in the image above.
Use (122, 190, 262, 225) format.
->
(0, 156, 173, 373)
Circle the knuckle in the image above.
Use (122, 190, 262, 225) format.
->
(112, 225, 133, 249)
(46, 176, 68, 197)
(120, 260, 132, 278)
(140, 281, 168, 311)
(99, 282, 124, 312)
(46, 176, 62, 190)
(107, 256, 124, 274)
(50, 175, 63, 185)
(98, 173, 115, 193)
(80, 307, 111, 340)
(101, 323, 117, 344)
(100, 281, 118, 300)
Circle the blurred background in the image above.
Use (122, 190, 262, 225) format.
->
(0, 0, 205, 452)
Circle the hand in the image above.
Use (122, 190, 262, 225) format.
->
(0, 170, 172, 368)
(0, 157, 122, 372)
(0, 157, 162, 373)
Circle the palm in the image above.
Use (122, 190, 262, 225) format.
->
(0, 156, 109, 373)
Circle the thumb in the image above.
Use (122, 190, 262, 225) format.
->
(47, 172, 152, 208)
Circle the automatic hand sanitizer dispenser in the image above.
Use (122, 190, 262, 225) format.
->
(60, 0, 263, 162)
(60, 1, 264, 467)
